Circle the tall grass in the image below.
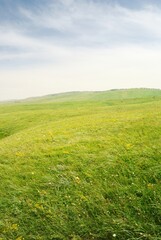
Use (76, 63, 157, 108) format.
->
(0, 89, 161, 239)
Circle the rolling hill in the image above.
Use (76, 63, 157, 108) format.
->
(0, 88, 161, 239)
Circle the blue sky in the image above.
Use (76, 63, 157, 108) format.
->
(1, 0, 161, 100)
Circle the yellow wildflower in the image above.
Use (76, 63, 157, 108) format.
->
(126, 143, 133, 149)
(11, 223, 18, 231)
(75, 176, 80, 184)
(35, 203, 44, 210)
(16, 237, 24, 240)
(147, 183, 154, 189)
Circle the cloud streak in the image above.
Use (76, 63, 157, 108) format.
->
(1, 0, 161, 62)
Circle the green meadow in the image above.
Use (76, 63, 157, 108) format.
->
(1, 88, 161, 240)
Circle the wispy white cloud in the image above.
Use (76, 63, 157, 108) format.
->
(1, 1, 161, 62)
(0, 25, 72, 63)
(19, 1, 161, 44)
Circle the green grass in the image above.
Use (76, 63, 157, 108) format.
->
(0, 88, 161, 240)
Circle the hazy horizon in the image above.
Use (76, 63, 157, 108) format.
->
(1, 87, 161, 103)
(1, 0, 161, 100)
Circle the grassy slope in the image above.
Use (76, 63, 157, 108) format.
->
(0, 89, 161, 239)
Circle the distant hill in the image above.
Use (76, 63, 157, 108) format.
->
(21, 88, 161, 103)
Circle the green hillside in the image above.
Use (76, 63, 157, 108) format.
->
(23, 88, 161, 103)
(0, 88, 161, 239)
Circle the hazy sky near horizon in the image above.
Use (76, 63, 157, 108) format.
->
(1, 0, 161, 100)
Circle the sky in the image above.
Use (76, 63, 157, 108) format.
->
(1, 0, 161, 100)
